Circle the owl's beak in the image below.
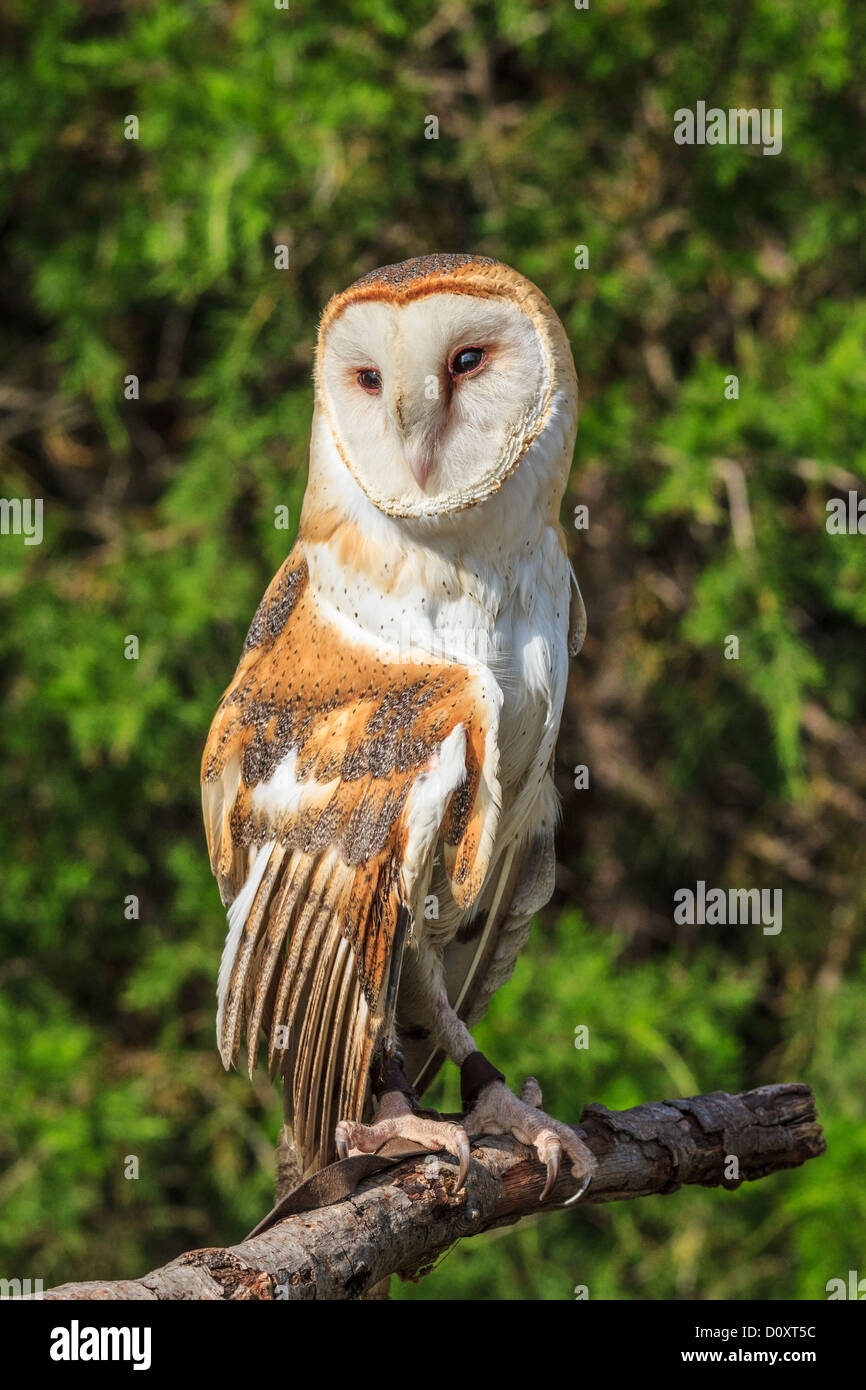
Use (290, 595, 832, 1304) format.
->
(389, 385, 440, 490)
(408, 447, 436, 491)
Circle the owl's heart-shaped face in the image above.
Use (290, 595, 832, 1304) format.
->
(315, 274, 563, 519)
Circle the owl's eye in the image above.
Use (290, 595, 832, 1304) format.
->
(449, 347, 487, 378)
(357, 368, 382, 393)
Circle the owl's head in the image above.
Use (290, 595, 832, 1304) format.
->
(312, 255, 577, 520)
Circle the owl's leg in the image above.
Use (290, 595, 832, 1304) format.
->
(434, 993, 596, 1204)
(335, 1049, 470, 1188)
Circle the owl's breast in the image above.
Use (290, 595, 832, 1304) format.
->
(302, 510, 570, 827)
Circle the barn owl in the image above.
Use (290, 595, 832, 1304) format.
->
(201, 254, 595, 1203)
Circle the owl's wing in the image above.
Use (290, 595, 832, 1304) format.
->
(568, 558, 586, 656)
(201, 543, 501, 1173)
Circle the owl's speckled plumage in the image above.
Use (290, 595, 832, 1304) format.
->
(202, 255, 593, 1192)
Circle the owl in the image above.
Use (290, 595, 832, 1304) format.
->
(201, 254, 594, 1203)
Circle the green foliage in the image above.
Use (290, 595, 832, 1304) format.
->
(0, 0, 863, 1298)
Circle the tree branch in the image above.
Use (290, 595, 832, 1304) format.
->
(44, 1083, 824, 1301)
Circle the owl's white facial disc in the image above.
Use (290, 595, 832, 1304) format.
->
(317, 292, 554, 518)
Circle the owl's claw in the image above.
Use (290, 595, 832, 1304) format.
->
(564, 1169, 593, 1206)
(455, 1130, 471, 1190)
(540, 1144, 560, 1202)
(463, 1076, 596, 1205)
(335, 1092, 471, 1191)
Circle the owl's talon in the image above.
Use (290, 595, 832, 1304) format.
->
(540, 1148, 560, 1202)
(464, 1077, 596, 1202)
(456, 1130, 471, 1190)
(335, 1094, 471, 1191)
(564, 1170, 593, 1206)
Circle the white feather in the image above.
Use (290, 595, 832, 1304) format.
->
(402, 724, 467, 906)
(216, 841, 276, 1045)
(249, 747, 338, 820)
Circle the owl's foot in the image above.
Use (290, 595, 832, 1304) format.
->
(335, 1090, 471, 1189)
(463, 1075, 596, 1204)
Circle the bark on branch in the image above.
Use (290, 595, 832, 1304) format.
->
(45, 1082, 824, 1301)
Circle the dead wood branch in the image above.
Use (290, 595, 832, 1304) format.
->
(44, 1082, 824, 1301)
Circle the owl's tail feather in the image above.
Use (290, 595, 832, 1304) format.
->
(216, 841, 401, 1179)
